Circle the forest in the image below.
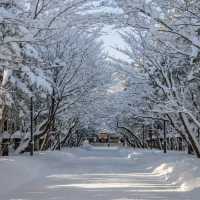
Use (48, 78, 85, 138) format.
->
(1, 0, 200, 158)
(1, 1, 200, 199)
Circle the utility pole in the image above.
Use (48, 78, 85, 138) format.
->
(30, 97, 34, 156)
(163, 120, 167, 154)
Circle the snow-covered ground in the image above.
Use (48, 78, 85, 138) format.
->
(0, 147, 200, 200)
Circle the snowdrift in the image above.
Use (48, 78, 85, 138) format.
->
(0, 150, 76, 195)
(127, 149, 200, 192)
(153, 155, 200, 192)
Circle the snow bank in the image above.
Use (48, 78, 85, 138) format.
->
(0, 156, 44, 195)
(153, 155, 200, 192)
(81, 140, 92, 150)
(0, 150, 76, 195)
(127, 149, 200, 192)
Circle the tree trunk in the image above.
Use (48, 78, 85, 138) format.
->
(179, 113, 200, 158)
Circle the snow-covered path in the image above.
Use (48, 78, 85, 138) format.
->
(0, 147, 199, 200)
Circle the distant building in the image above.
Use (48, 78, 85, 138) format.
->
(97, 131, 122, 144)
(0, 0, 15, 8)
(109, 133, 122, 143)
(98, 132, 109, 143)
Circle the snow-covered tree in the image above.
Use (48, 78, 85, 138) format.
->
(113, 0, 200, 157)
(32, 28, 106, 150)
(0, 0, 49, 134)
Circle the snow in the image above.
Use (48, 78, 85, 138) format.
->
(14, 139, 29, 154)
(82, 139, 92, 150)
(2, 69, 12, 86)
(0, 131, 10, 139)
(11, 131, 22, 139)
(100, 25, 130, 61)
(0, 7, 14, 20)
(152, 155, 200, 192)
(0, 147, 200, 199)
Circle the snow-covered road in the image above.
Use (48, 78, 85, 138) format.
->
(0, 147, 200, 200)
